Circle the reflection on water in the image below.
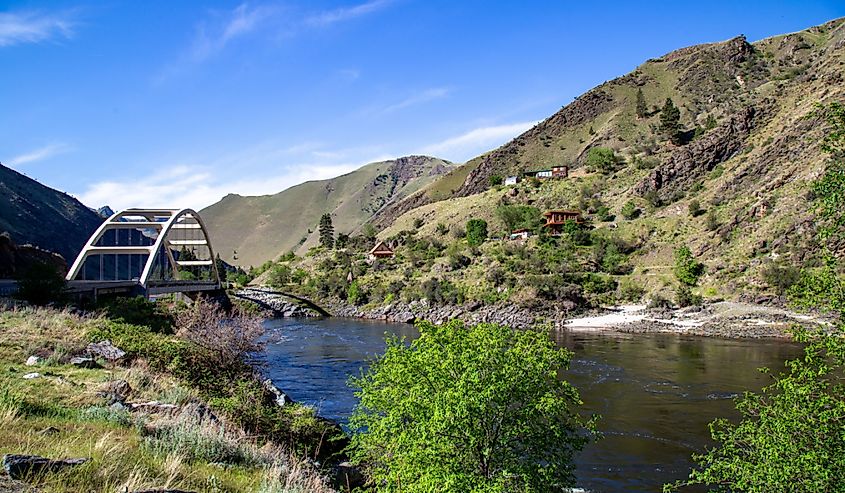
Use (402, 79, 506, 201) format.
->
(261, 317, 803, 493)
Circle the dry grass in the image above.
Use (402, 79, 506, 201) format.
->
(0, 305, 337, 493)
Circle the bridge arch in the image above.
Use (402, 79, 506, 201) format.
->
(66, 208, 221, 296)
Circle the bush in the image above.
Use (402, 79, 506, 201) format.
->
(465, 219, 488, 246)
(621, 201, 640, 220)
(97, 296, 175, 334)
(585, 147, 622, 174)
(674, 246, 704, 286)
(347, 280, 365, 305)
(618, 279, 646, 302)
(761, 262, 802, 295)
(435, 223, 449, 235)
(496, 204, 542, 232)
(688, 200, 703, 217)
(489, 175, 503, 186)
(705, 210, 719, 231)
(349, 320, 596, 491)
(648, 293, 672, 309)
(266, 264, 292, 288)
(675, 285, 703, 307)
(582, 273, 618, 294)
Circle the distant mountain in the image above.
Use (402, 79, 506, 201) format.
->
(201, 156, 456, 267)
(97, 205, 115, 218)
(0, 163, 103, 265)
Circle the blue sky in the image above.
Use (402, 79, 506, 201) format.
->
(2, 1, 843, 210)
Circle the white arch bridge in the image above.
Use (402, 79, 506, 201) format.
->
(66, 208, 222, 299)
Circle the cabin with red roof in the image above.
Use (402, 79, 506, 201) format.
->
(369, 241, 394, 259)
(543, 210, 583, 236)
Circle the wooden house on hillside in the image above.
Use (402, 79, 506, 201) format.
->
(523, 165, 569, 180)
(369, 241, 394, 260)
(543, 210, 583, 236)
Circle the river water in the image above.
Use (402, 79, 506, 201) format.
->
(261, 317, 803, 492)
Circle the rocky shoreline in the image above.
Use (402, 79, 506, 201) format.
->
(241, 288, 832, 339)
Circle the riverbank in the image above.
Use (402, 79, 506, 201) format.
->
(289, 292, 830, 339)
(0, 304, 338, 492)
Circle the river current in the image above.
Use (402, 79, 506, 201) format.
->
(261, 317, 802, 492)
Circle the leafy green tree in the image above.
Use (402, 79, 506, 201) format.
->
(489, 174, 503, 187)
(347, 280, 364, 305)
(666, 103, 845, 492)
(673, 245, 703, 286)
(214, 254, 227, 283)
(585, 147, 621, 174)
(659, 98, 682, 145)
(318, 213, 334, 249)
(362, 223, 377, 242)
(335, 233, 350, 249)
(465, 218, 488, 246)
(266, 263, 291, 288)
(496, 205, 542, 232)
(635, 87, 648, 119)
(349, 320, 596, 492)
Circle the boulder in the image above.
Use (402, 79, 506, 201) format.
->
(262, 379, 295, 407)
(86, 340, 126, 361)
(331, 461, 367, 491)
(129, 401, 179, 414)
(22, 372, 40, 380)
(24, 356, 42, 366)
(99, 379, 132, 399)
(2, 454, 88, 479)
(70, 357, 101, 369)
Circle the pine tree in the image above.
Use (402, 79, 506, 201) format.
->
(659, 98, 682, 144)
(635, 88, 648, 119)
(318, 213, 334, 249)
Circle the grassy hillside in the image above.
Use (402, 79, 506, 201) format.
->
(0, 163, 103, 265)
(201, 156, 455, 267)
(248, 18, 845, 314)
(367, 18, 845, 299)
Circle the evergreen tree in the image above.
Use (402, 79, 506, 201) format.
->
(659, 98, 682, 145)
(318, 213, 334, 249)
(636, 87, 648, 119)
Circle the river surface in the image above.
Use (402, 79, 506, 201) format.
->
(261, 317, 803, 492)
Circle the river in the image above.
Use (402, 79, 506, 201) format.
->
(261, 317, 803, 492)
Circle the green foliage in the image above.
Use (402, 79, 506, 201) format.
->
(489, 174, 503, 187)
(621, 201, 640, 220)
(582, 273, 617, 294)
(465, 218, 488, 246)
(318, 213, 334, 249)
(673, 245, 704, 286)
(585, 147, 621, 174)
(618, 279, 645, 302)
(362, 223, 377, 241)
(674, 285, 702, 307)
(665, 329, 845, 492)
(496, 205, 542, 232)
(349, 320, 596, 492)
(659, 98, 682, 145)
(435, 223, 449, 236)
(335, 233, 349, 249)
(635, 87, 648, 119)
(761, 261, 801, 295)
(347, 280, 364, 305)
(705, 209, 719, 231)
(266, 263, 292, 288)
(412, 217, 425, 229)
(97, 296, 175, 334)
(688, 200, 702, 217)
(15, 261, 67, 306)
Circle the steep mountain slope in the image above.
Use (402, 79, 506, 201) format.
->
(0, 163, 103, 265)
(371, 18, 845, 299)
(201, 156, 456, 267)
(375, 18, 845, 233)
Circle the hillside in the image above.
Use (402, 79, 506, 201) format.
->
(0, 163, 103, 265)
(245, 18, 845, 321)
(201, 156, 456, 267)
(367, 18, 845, 299)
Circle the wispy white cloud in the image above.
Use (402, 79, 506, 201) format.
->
(380, 87, 451, 114)
(0, 10, 75, 47)
(7, 143, 72, 166)
(304, 0, 392, 27)
(189, 3, 273, 63)
(75, 141, 394, 211)
(419, 121, 538, 162)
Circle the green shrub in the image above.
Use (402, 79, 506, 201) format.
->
(582, 273, 618, 294)
(618, 279, 646, 302)
(761, 262, 802, 295)
(675, 285, 703, 307)
(347, 280, 365, 305)
(489, 175, 503, 186)
(705, 210, 719, 231)
(586, 147, 622, 174)
(621, 201, 640, 220)
(349, 320, 596, 491)
(688, 200, 703, 217)
(465, 219, 488, 246)
(97, 296, 175, 334)
(266, 264, 292, 288)
(674, 245, 704, 286)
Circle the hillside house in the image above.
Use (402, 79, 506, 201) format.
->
(523, 165, 569, 180)
(543, 210, 583, 236)
(505, 176, 519, 186)
(369, 241, 394, 259)
(509, 228, 531, 240)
